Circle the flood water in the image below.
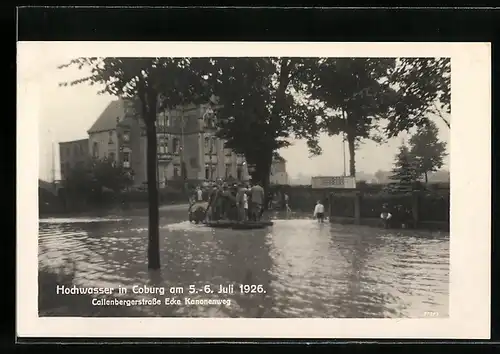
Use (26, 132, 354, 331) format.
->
(38, 209, 449, 318)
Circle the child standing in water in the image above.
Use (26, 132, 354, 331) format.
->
(313, 200, 325, 223)
(380, 203, 392, 228)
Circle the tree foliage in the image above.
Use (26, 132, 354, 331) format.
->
(408, 120, 447, 183)
(300, 57, 450, 177)
(64, 158, 133, 194)
(390, 143, 420, 192)
(197, 57, 323, 187)
(386, 57, 451, 135)
(301, 58, 396, 176)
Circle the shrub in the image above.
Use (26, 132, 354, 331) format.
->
(330, 193, 356, 217)
(418, 191, 449, 222)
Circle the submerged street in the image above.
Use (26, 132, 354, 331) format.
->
(39, 207, 449, 318)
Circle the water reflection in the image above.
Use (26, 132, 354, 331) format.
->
(39, 213, 449, 318)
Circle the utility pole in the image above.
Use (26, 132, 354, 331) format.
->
(180, 105, 186, 182)
(51, 141, 56, 183)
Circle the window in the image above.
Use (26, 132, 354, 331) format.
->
(122, 131, 130, 142)
(204, 137, 210, 150)
(109, 152, 116, 162)
(123, 152, 130, 168)
(108, 131, 113, 144)
(225, 148, 232, 157)
(92, 142, 99, 158)
(205, 165, 210, 180)
(237, 166, 242, 180)
(173, 166, 179, 179)
(173, 138, 179, 154)
(225, 164, 231, 178)
(158, 136, 169, 154)
(159, 112, 170, 128)
(211, 137, 217, 152)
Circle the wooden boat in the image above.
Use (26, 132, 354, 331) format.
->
(205, 220, 274, 230)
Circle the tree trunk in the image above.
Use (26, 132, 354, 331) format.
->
(347, 133, 356, 177)
(146, 119, 161, 270)
(252, 152, 272, 210)
(424, 171, 428, 184)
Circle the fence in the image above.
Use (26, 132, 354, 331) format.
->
(329, 188, 450, 231)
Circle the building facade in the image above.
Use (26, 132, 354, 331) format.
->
(86, 98, 250, 188)
(59, 138, 90, 180)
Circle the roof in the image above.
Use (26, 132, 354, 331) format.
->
(88, 97, 221, 134)
(88, 99, 128, 134)
(59, 138, 88, 145)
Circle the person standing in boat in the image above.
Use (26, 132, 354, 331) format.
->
(207, 184, 220, 221)
(243, 189, 249, 221)
(196, 186, 203, 202)
(313, 200, 325, 223)
(220, 182, 232, 220)
(250, 182, 265, 222)
(236, 183, 247, 221)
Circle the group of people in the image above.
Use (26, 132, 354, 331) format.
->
(190, 179, 268, 222)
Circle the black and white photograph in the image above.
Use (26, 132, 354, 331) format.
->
(17, 42, 490, 338)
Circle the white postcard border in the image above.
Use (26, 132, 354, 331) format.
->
(17, 42, 491, 339)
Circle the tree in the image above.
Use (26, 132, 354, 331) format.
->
(302, 57, 450, 177)
(408, 120, 447, 183)
(390, 143, 420, 192)
(197, 58, 322, 193)
(59, 58, 208, 270)
(385, 58, 451, 136)
(301, 58, 396, 177)
(64, 163, 94, 197)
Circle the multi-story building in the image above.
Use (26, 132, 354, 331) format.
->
(86, 98, 250, 187)
(270, 157, 290, 185)
(59, 138, 90, 180)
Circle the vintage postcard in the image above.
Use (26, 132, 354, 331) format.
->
(17, 41, 490, 339)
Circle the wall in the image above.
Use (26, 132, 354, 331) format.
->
(270, 185, 333, 212)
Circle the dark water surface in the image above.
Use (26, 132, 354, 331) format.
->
(39, 210, 449, 318)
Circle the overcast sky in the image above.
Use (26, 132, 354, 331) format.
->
(33, 55, 450, 182)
